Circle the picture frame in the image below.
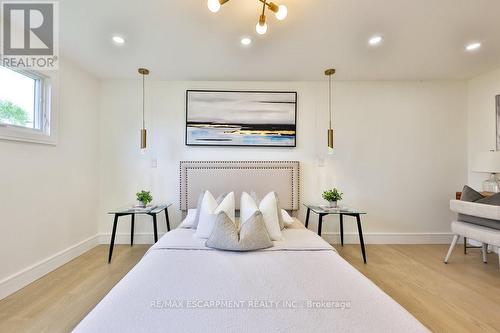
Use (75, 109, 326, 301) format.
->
(185, 90, 297, 147)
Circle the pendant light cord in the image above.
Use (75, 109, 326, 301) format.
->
(261, 0, 266, 15)
(328, 74, 332, 128)
(142, 73, 145, 129)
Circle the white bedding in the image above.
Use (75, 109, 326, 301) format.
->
(74, 228, 428, 333)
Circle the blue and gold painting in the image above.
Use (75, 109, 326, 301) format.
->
(186, 90, 297, 147)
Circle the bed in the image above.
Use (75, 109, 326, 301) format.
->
(74, 161, 427, 333)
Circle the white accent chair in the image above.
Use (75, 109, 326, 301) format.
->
(445, 200, 500, 266)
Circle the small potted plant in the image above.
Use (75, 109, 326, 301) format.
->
(322, 188, 343, 208)
(136, 190, 153, 208)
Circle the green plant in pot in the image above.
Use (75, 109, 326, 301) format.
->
(322, 188, 343, 208)
(136, 190, 153, 208)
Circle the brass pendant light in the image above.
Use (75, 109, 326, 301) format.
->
(325, 68, 335, 151)
(138, 68, 150, 150)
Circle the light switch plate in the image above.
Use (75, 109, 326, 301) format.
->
(151, 158, 158, 168)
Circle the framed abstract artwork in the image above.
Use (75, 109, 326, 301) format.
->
(185, 90, 297, 147)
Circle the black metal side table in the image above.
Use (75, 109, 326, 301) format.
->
(107, 204, 172, 263)
(304, 204, 368, 263)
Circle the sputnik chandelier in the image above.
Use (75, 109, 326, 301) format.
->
(207, 0, 288, 35)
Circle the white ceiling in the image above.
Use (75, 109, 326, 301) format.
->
(60, 0, 500, 81)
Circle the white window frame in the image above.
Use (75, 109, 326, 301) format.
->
(0, 67, 58, 145)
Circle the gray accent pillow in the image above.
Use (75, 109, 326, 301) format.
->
(477, 192, 500, 205)
(206, 211, 273, 252)
(460, 185, 484, 202)
(458, 187, 500, 230)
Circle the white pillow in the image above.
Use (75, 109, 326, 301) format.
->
(178, 209, 197, 229)
(196, 191, 235, 238)
(241, 192, 259, 224)
(241, 191, 282, 241)
(281, 209, 295, 227)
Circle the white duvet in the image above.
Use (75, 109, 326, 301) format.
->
(74, 228, 428, 333)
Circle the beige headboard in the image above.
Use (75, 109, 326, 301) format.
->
(180, 161, 300, 211)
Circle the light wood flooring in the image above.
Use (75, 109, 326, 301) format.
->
(0, 244, 499, 332)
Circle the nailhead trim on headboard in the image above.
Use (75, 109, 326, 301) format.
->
(179, 161, 300, 211)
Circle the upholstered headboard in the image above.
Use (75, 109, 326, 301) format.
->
(180, 161, 300, 211)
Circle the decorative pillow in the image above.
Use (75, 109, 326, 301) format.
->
(241, 192, 259, 225)
(192, 191, 205, 228)
(242, 191, 282, 240)
(206, 211, 273, 251)
(457, 186, 500, 230)
(281, 209, 295, 227)
(477, 192, 500, 205)
(460, 185, 484, 202)
(249, 191, 285, 230)
(193, 191, 228, 228)
(178, 208, 197, 228)
(196, 191, 235, 239)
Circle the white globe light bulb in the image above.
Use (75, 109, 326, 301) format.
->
(207, 0, 220, 13)
(256, 22, 268, 35)
(276, 5, 288, 20)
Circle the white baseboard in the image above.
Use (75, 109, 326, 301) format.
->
(0, 235, 99, 300)
(98, 232, 166, 245)
(321, 232, 457, 244)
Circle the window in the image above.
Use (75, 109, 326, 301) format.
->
(0, 66, 56, 144)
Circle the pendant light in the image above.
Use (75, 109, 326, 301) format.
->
(325, 68, 335, 154)
(138, 68, 150, 152)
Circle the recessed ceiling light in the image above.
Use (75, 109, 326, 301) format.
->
(368, 35, 383, 46)
(465, 42, 481, 52)
(112, 35, 125, 45)
(241, 37, 252, 46)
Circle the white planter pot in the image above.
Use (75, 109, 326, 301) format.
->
(328, 201, 338, 208)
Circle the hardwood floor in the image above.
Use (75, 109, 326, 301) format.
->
(335, 244, 500, 333)
(0, 245, 149, 333)
(0, 244, 499, 332)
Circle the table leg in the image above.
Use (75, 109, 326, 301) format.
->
(165, 207, 171, 232)
(464, 237, 467, 254)
(130, 214, 135, 247)
(152, 214, 158, 243)
(339, 214, 344, 246)
(356, 214, 367, 263)
(108, 214, 119, 263)
(318, 213, 324, 236)
(305, 207, 311, 228)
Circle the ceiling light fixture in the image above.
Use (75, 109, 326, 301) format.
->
(241, 37, 252, 46)
(368, 35, 383, 46)
(112, 35, 125, 45)
(465, 42, 481, 52)
(207, 0, 287, 35)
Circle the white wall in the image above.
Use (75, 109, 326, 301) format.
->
(0, 59, 100, 298)
(467, 67, 500, 189)
(99, 80, 468, 244)
(0, 72, 470, 299)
